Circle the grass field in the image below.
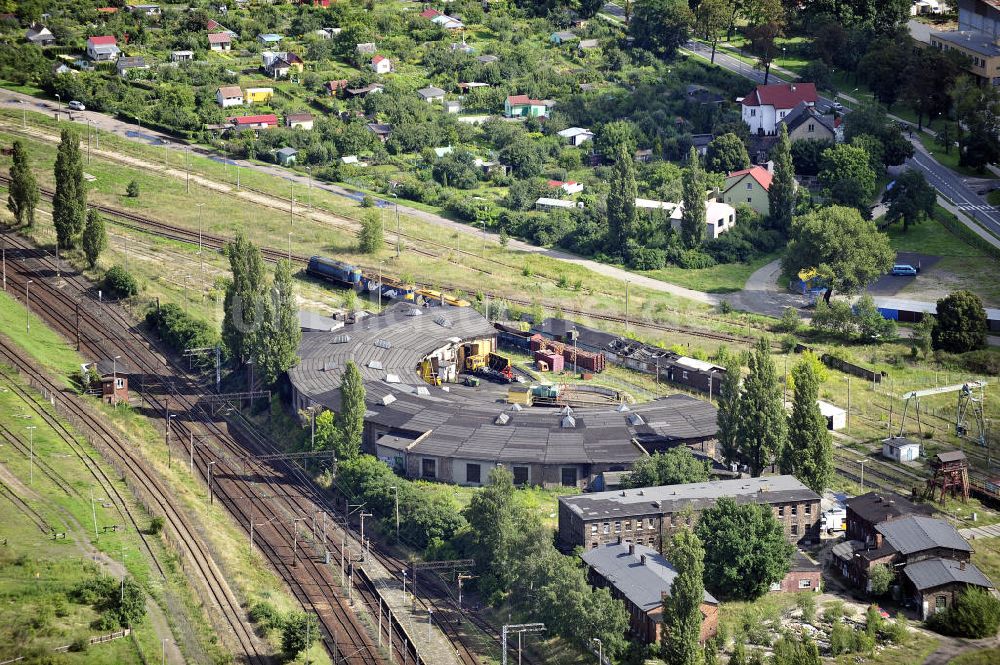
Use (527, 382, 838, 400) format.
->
(0, 289, 330, 663)
(950, 648, 1000, 664)
(643, 252, 780, 294)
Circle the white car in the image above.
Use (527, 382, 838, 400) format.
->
(68, 100, 86, 111)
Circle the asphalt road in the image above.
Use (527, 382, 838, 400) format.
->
(680, 39, 1000, 242)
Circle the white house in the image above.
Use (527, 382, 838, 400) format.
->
(208, 32, 232, 51)
(86, 35, 120, 61)
(667, 200, 737, 240)
(25, 24, 55, 46)
(557, 127, 595, 146)
(883, 437, 921, 462)
(740, 82, 818, 136)
(536, 197, 581, 210)
(170, 50, 194, 62)
(417, 86, 446, 103)
(116, 56, 149, 78)
(548, 180, 584, 195)
(371, 55, 393, 74)
(216, 85, 244, 108)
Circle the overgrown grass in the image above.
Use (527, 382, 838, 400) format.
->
(970, 536, 1000, 587)
(832, 630, 939, 665)
(642, 252, 779, 294)
(949, 648, 1000, 665)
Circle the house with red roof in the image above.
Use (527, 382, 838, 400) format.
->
(229, 114, 279, 131)
(504, 94, 547, 118)
(723, 165, 774, 218)
(419, 8, 443, 19)
(208, 32, 232, 51)
(740, 82, 817, 136)
(548, 180, 584, 195)
(86, 35, 120, 61)
(371, 54, 393, 74)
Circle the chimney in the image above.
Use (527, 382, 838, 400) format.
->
(790, 85, 796, 92)
(617, 535, 623, 545)
(960, 561, 966, 570)
(640, 554, 647, 566)
(875, 533, 883, 548)
(628, 544, 635, 556)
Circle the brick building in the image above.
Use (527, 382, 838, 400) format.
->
(581, 542, 719, 645)
(772, 551, 822, 594)
(845, 491, 932, 546)
(557, 475, 821, 553)
(904, 558, 996, 620)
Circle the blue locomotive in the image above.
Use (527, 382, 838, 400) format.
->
(306, 256, 362, 287)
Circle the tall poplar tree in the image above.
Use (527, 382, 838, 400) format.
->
(7, 140, 38, 227)
(222, 232, 266, 363)
(52, 128, 85, 248)
(252, 259, 301, 385)
(606, 146, 637, 259)
(680, 147, 706, 249)
(716, 349, 744, 467)
(781, 359, 833, 493)
(768, 124, 795, 233)
(336, 360, 366, 460)
(662, 527, 707, 665)
(81, 208, 107, 269)
(739, 338, 787, 476)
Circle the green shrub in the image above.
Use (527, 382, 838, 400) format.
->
(248, 601, 284, 632)
(959, 350, 1000, 375)
(103, 266, 140, 298)
(822, 600, 845, 623)
(719, 300, 733, 315)
(927, 587, 1000, 638)
(145, 303, 220, 359)
(885, 615, 909, 644)
(69, 637, 89, 652)
(126, 180, 140, 198)
(797, 592, 817, 624)
(148, 516, 165, 535)
(777, 307, 800, 333)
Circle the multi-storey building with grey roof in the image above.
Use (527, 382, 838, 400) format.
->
(558, 475, 821, 552)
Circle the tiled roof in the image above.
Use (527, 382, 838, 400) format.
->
(88, 35, 117, 45)
(286, 113, 313, 122)
(507, 94, 542, 105)
(742, 82, 817, 109)
(218, 85, 242, 97)
(876, 516, 972, 555)
(582, 543, 717, 614)
(208, 32, 232, 43)
(233, 114, 278, 125)
(905, 558, 994, 591)
(726, 165, 773, 192)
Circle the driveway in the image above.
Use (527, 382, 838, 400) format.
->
(866, 253, 941, 296)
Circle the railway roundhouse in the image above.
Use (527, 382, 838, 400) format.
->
(288, 304, 719, 488)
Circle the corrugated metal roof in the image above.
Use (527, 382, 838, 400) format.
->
(876, 516, 971, 555)
(904, 558, 994, 591)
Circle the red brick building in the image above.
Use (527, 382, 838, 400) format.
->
(582, 542, 719, 645)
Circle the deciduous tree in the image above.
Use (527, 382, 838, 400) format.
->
(695, 497, 793, 600)
(819, 144, 878, 212)
(933, 290, 988, 353)
(358, 209, 384, 254)
(737, 337, 786, 477)
(768, 124, 796, 233)
(337, 360, 366, 460)
(81, 208, 107, 269)
(680, 147, 706, 249)
(783, 206, 894, 302)
(695, 0, 733, 63)
(781, 358, 832, 494)
(223, 232, 266, 363)
(885, 170, 935, 231)
(607, 147, 637, 259)
(630, 0, 693, 59)
(464, 466, 518, 602)
(662, 528, 706, 665)
(745, 0, 785, 84)
(6, 140, 38, 227)
(621, 448, 710, 488)
(53, 128, 85, 249)
(705, 133, 750, 174)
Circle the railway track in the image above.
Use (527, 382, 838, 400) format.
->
(0, 231, 486, 664)
(0, 173, 752, 347)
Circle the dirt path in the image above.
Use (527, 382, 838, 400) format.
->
(922, 634, 999, 664)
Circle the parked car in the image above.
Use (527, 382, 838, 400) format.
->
(831, 101, 844, 112)
(68, 100, 85, 111)
(891, 264, 918, 276)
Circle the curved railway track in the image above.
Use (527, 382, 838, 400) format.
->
(0, 231, 468, 664)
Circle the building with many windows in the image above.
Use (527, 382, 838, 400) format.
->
(557, 475, 821, 552)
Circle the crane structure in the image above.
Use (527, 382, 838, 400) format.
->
(896, 380, 987, 446)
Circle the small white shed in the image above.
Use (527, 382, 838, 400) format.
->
(817, 400, 846, 431)
(882, 437, 921, 462)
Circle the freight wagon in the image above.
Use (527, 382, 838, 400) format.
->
(530, 335, 606, 373)
(307, 256, 362, 287)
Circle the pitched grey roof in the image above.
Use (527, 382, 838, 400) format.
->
(904, 558, 994, 591)
(298, 311, 343, 332)
(935, 451, 967, 463)
(417, 86, 446, 99)
(275, 146, 298, 157)
(561, 475, 819, 521)
(876, 516, 972, 555)
(582, 542, 717, 615)
(845, 491, 931, 524)
(117, 56, 147, 69)
(779, 101, 834, 134)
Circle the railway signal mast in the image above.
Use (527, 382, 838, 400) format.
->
(897, 380, 988, 446)
(501, 623, 545, 665)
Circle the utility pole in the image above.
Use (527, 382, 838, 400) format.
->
(389, 486, 399, 540)
(501, 624, 545, 665)
(624, 280, 629, 331)
(165, 413, 176, 468)
(91, 488, 99, 539)
(395, 197, 401, 258)
(359, 511, 372, 559)
(26, 426, 36, 485)
(207, 460, 218, 504)
(196, 202, 205, 277)
(858, 458, 866, 490)
(2, 229, 6, 291)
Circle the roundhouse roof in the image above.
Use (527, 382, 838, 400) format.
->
(288, 304, 719, 466)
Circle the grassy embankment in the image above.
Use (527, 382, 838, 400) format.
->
(0, 289, 329, 664)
